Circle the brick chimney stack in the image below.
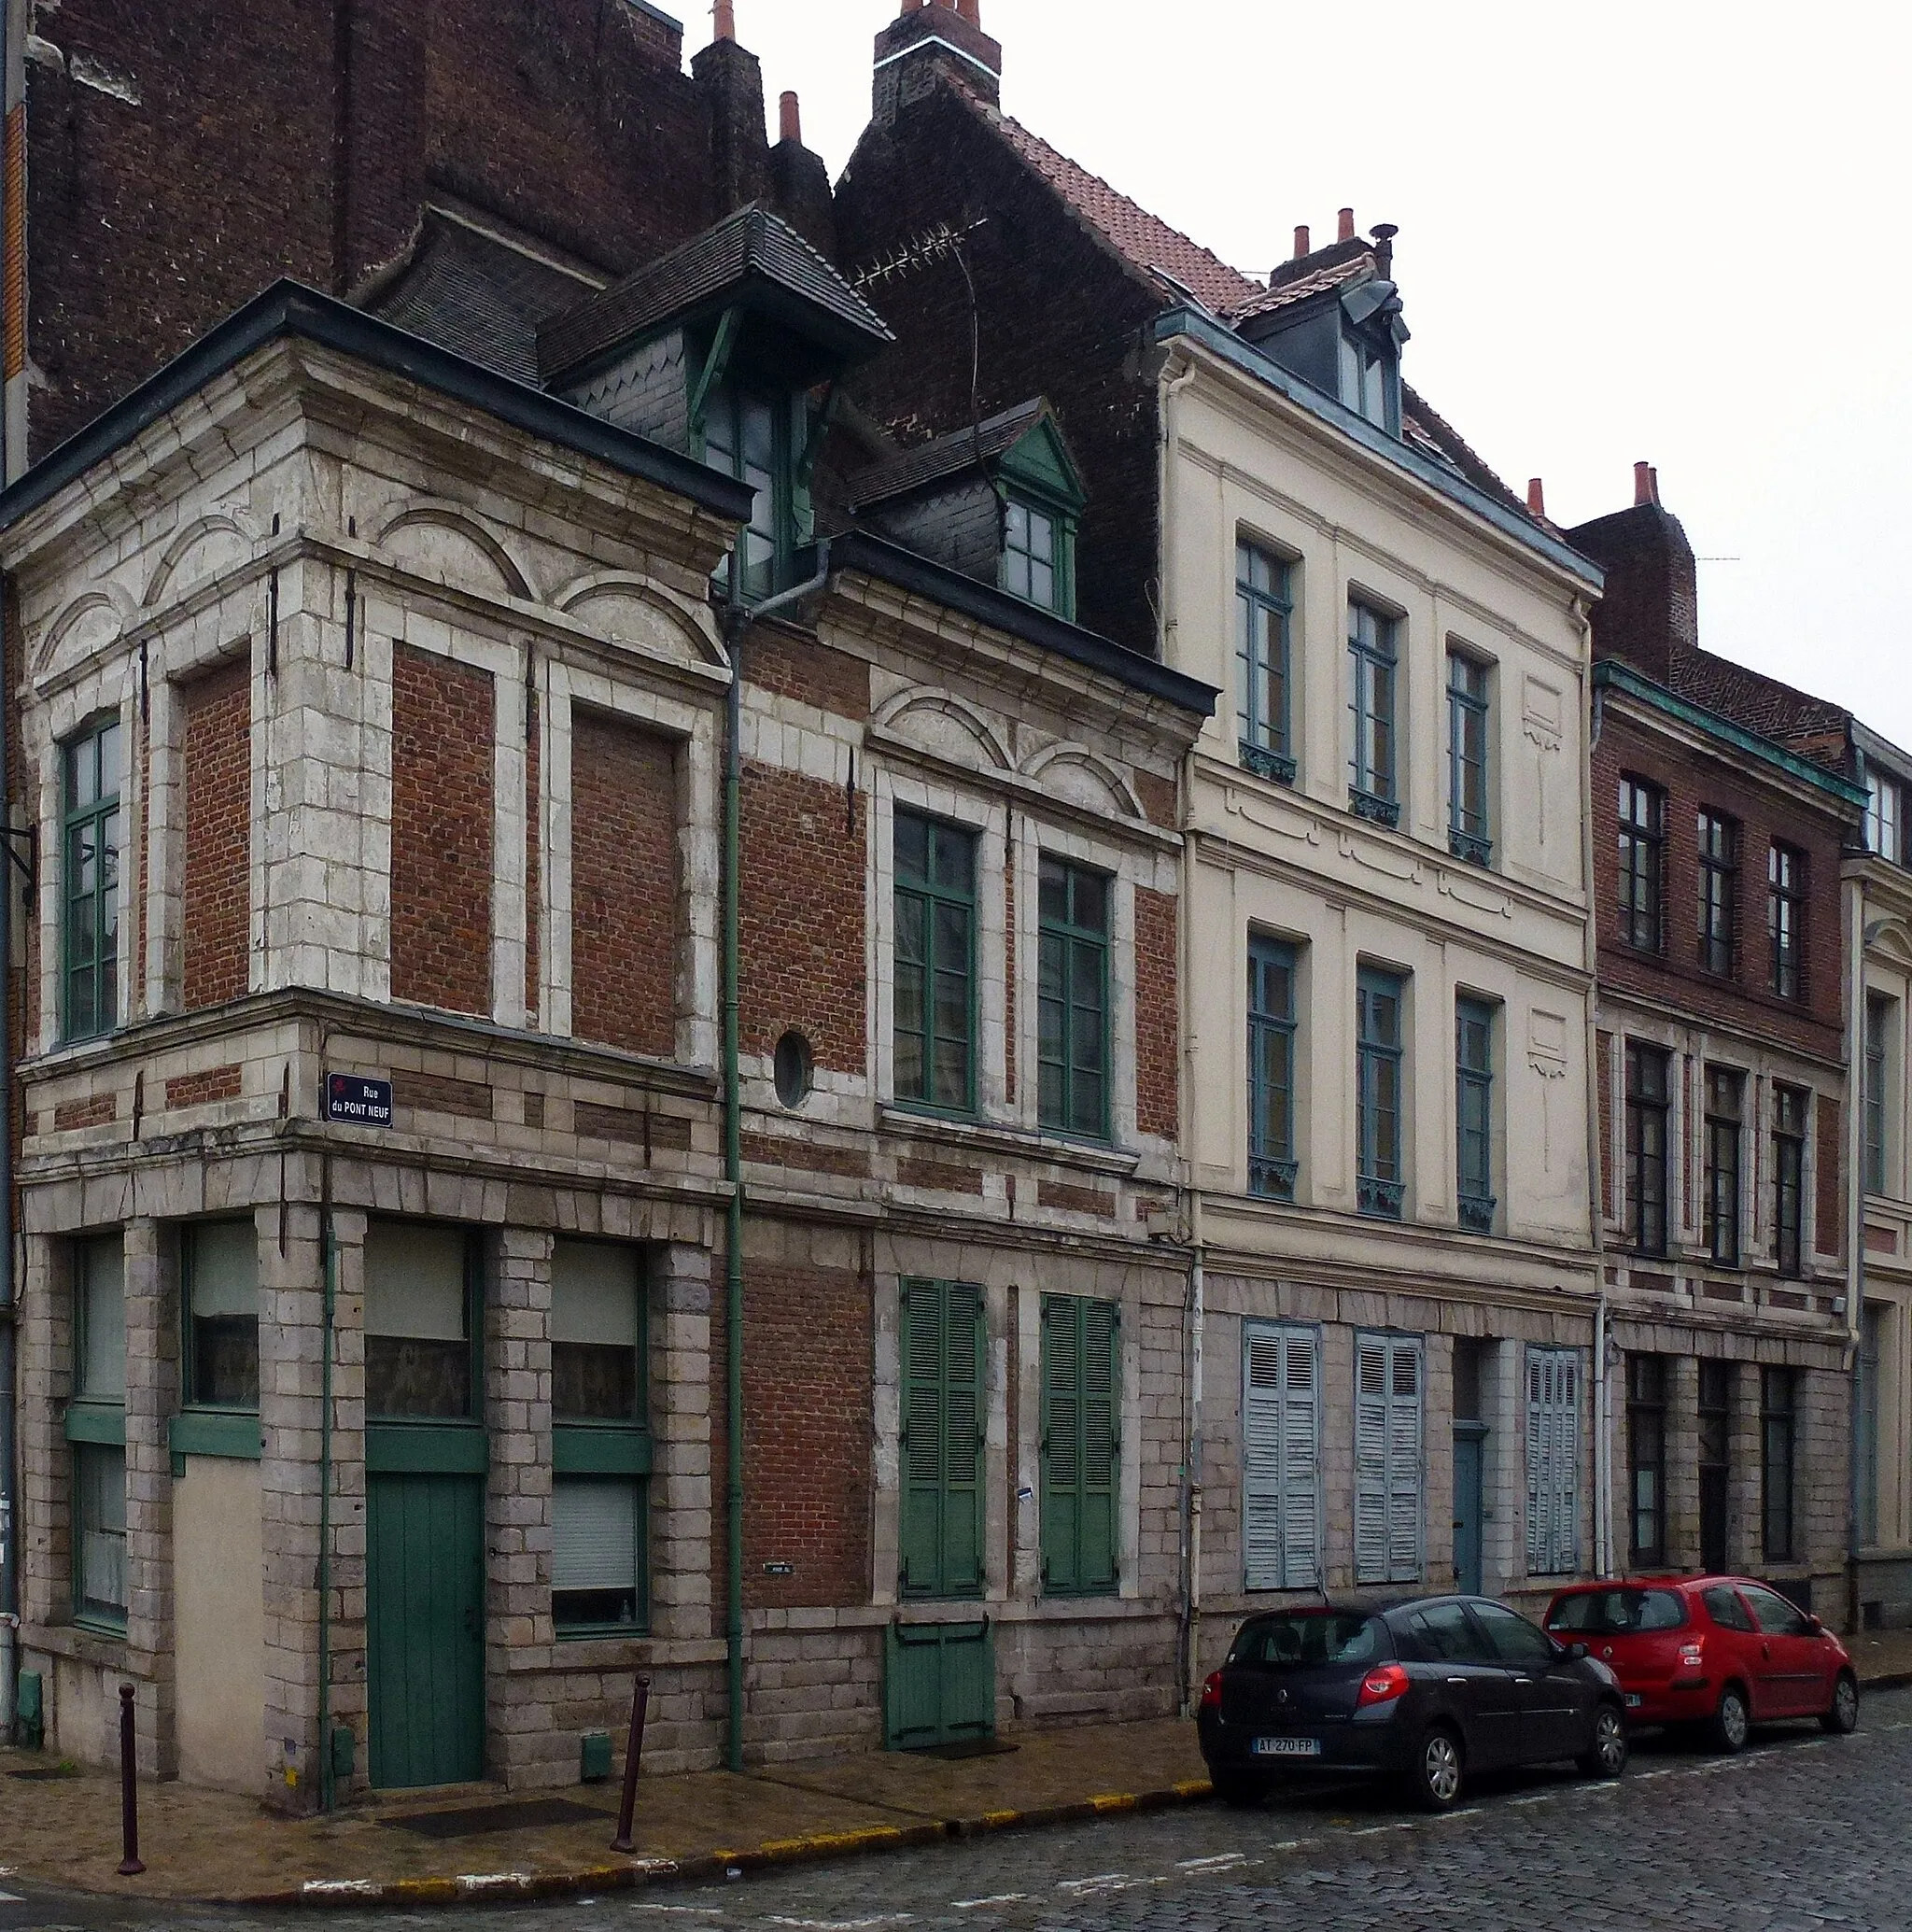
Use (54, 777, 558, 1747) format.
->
(780, 89, 801, 143)
(693, 0, 769, 215)
(1526, 477, 1546, 518)
(713, 0, 735, 39)
(874, 0, 1004, 122)
(1338, 206, 1356, 243)
(769, 84, 836, 256)
(1567, 463, 1697, 685)
(1292, 225, 1310, 260)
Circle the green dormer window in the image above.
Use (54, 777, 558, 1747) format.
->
(1339, 332, 1398, 432)
(703, 380, 792, 602)
(1003, 499, 1061, 612)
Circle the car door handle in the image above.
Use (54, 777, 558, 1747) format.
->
(1512, 1677, 1533, 1686)
(1445, 1676, 1469, 1686)
(1762, 1643, 1772, 1659)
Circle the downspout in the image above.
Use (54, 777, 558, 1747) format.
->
(721, 544, 830, 1774)
(1582, 618, 1613, 1579)
(0, 576, 16, 1738)
(1847, 871, 1867, 1632)
(317, 1152, 335, 1809)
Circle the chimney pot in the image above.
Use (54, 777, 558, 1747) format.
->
(780, 89, 801, 142)
(1338, 206, 1356, 243)
(1526, 477, 1546, 518)
(1634, 460, 1655, 507)
(713, 0, 735, 39)
(1293, 224, 1310, 260)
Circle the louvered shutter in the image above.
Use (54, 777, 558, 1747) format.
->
(1040, 1296, 1081, 1590)
(1385, 1340, 1424, 1583)
(1244, 1321, 1318, 1590)
(1080, 1298, 1119, 1592)
(1279, 1331, 1319, 1587)
(1354, 1337, 1390, 1585)
(942, 1283, 985, 1594)
(900, 1279, 945, 1595)
(1525, 1346, 1582, 1575)
(1356, 1333, 1423, 1585)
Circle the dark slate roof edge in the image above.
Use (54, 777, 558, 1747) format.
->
(846, 399, 1047, 509)
(1153, 307, 1604, 592)
(823, 530, 1217, 718)
(1593, 658, 1869, 809)
(0, 278, 758, 535)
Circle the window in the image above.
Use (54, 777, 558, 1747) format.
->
(1236, 542, 1294, 782)
(363, 1222, 478, 1420)
(1039, 1295, 1118, 1595)
(1247, 937, 1298, 1200)
(551, 1241, 649, 1635)
(62, 716, 122, 1042)
(1037, 857, 1110, 1140)
(1409, 1600, 1493, 1664)
(899, 1278, 984, 1598)
(893, 811, 977, 1115)
(1704, 1067, 1744, 1268)
(1473, 1601, 1558, 1668)
(1624, 1043, 1670, 1257)
(1617, 778, 1664, 952)
(1768, 843, 1805, 1000)
(1242, 1322, 1319, 1590)
(1356, 967, 1405, 1219)
(182, 1220, 259, 1410)
(1354, 1333, 1423, 1586)
(1868, 772, 1903, 864)
(704, 381, 790, 601)
(1626, 1355, 1667, 1568)
(1741, 1581, 1813, 1637)
(1455, 997, 1496, 1234)
(1002, 499, 1061, 612)
(1446, 653, 1491, 864)
(1696, 810, 1736, 976)
(1525, 1347, 1581, 1576)
(1698, 1360, 1732, 1573)
(69, 1234, 127, 1631)
(1339, 332, 1397, 431)
(1761, 1366, 1795, 1562)
(1346, 601, 1399, 825)
(1860, 1306, 1882, 1548)
(1866, 994, 1891, 1196)
(1702, 1583, 1755, 1632)
(1774, 1085, 1807, 1276)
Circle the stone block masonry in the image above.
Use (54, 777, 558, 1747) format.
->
(181, 657, 251, 1010)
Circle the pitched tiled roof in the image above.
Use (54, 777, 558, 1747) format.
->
(1228, 245, 1376, 322)
(1399, 385, 1532, 521)
(539, 204, 893, 382)
(1667, 647, 1855, 771)
(848, 399, 1047, 508)
(951, 84, 1264, 314)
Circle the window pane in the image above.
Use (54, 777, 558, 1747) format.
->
(364, 1222, 472, 1418)
(188, 1220, 259, 1409)
(77, 1236, 126, 1402)
(75, 1442, 127, 1625)
(553, 1476, 643, 1629)
(553, 1241, 642, 1421)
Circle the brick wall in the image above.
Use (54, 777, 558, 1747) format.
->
(744, 625, 868, 722)
(740, 765, 865, 1072)
(389, 642, 494, 1017)
(1596, 1030, 1615, 1218)
(1133, 885, 1177, 1140)
(180, 658, 250, 1009)
(569, 710, 678, 1058)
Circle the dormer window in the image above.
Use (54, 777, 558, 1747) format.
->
(1003, 498, 1061, 612)
(702, 380, 789, 602)
(1340, 332, 1398, 432)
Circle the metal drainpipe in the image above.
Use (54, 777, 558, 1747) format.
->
(0, 574, 16, 1739)
(317, 1153, 335, 1809)
(721, 545, 831, 1774)
(1847, 871, 1868, 1633)
(1582, 621, 1613, 1580)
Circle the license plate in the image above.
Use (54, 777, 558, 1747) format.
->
(1624, 1694, 1644, 1709)
(1252, 1736, 1322, 1757)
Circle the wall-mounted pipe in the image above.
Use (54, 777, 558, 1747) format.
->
(0, 573, 16, 1739)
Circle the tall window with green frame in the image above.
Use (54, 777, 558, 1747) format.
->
(63, 716, 122, 1042)
(1247, 936, 1298, 1200)
(1037, 857, 1111, 1140)
(1347, 600, 1399, 827)
(68, 1234, 127, 1632)
(899, 1278, 984, 1599)
(1040, 1294, 1118, 1595)
(551, 1240, 650, 1635)
(1001, 499, 1073, 616)
(893, 811, 977, 1114)
(1356, 966, 1406, 1219)
(1446, 652, 1491, 864)
(1455, 997, 1496, 1233)
(1865, 993, 1891, 1196)
(1236, 542, 1294, 783)
(182, 1220, 260, 1414)
(704, 380, 793, 600)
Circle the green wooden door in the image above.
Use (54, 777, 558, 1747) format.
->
(367, 1472, 485, 1788)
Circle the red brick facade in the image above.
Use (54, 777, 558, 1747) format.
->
(180, 657, 251, 1010)
(1133, 885, 1178, 1140)
(745, 626, 869, 722)
(569, 711, 678, 1059)
(389, 642, 494, 1017)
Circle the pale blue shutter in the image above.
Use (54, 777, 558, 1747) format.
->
(1280, 1330, 1319, 1588)
(1385, 1338, 1424, 1583)
(1525, 1347, 1582, 1574)
(1244, 1322, 1317, 1590)
(1357, 1333, 1423, 1586)
(1354, 1336, 1389, 1585)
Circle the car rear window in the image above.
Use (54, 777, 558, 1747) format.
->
(1230, 1613, 1385, 1669)
(1546, 1587, 1686, 1634)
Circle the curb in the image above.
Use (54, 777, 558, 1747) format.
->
(191, 1777, 1219, 1911)
(1859, 1669, 1912, 1693)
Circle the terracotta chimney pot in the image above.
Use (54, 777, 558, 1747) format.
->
(1526, 477, 1546, 517)
(1293, 224, 1310, 259)
(713, 0, 735, 39)
(1338, 206, 1356, 243)
(1635, 460, 1655, 507)
(780, 90, 801, 142)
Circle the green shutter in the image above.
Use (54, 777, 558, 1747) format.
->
(901, 1279, 984, 1598)
(1040, 1295, 1118, 1595)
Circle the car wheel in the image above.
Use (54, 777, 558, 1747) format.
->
(1576, 1703, 1628, 1779)
(1821, 1671, 1860, 1736)
(1209, 1768, 1268, 1809)
(1708, 1685, 1750, 1755)
(1410, 1725, 1465, 1812)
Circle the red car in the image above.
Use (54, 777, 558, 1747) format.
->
(1541, 1576, 1858, 1752)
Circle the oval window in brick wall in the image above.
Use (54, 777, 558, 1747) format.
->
(774, 1030, 814, 1110)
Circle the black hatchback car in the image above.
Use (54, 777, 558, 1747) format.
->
(1197, 1595, 1628, 1811)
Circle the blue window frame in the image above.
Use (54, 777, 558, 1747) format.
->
(1356, 967, 1405, 1219)
(1455, 998, 1496, 1234)
(1247, 937, 1298, 1199)
(1446, 652, 1491, 865)
(1236, 542, 1294, 783)
(1347, 601, 1399, 826)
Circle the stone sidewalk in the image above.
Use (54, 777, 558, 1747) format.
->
(5, 1629, 1910, 1909)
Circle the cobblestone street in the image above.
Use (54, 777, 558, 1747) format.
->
(6, 1687, 1911, 1932)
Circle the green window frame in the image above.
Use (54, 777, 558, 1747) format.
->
(1865, 993, 1891, 1196)
(1037, 856, 1111, 1141)
(1039, 1294, 1118, 1596)
(893, 811, 977, 1115)
(1347, 601, 1399, 826)
(704, 379, 802, 601)
(67, 1234, 127, 1634)
(1445, 652, 1491, 864)
(1356, 966, 1405, 1219)
(1455, 997, 1495, 1234)
(1236, 542, 1294, 783)
(899, 1278, 985, 1600)
(551, 1239, 651, 1638)
(1247, 936, 1298, 1200)
(364, 1221, 484, 1425)
(1002, 497, 1075, 617)
(181, 1220, 260, 1417)
(62, 715, 123, 1043)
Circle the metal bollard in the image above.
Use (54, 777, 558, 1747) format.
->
(116, 1683, 145, 1877)
(608, 1673, 652, 1854)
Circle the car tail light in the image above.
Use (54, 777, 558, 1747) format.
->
(1679, 1641, 1705, 1671)
(1357, 1663, 1411, 1708)
(1199, 1671, 1223, 1713)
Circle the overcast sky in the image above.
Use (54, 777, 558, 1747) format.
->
(724, 0, 1911, 746)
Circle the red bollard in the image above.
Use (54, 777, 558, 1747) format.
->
(608, 1673, 652, 1854)
(116, 1683, 145, 1877)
